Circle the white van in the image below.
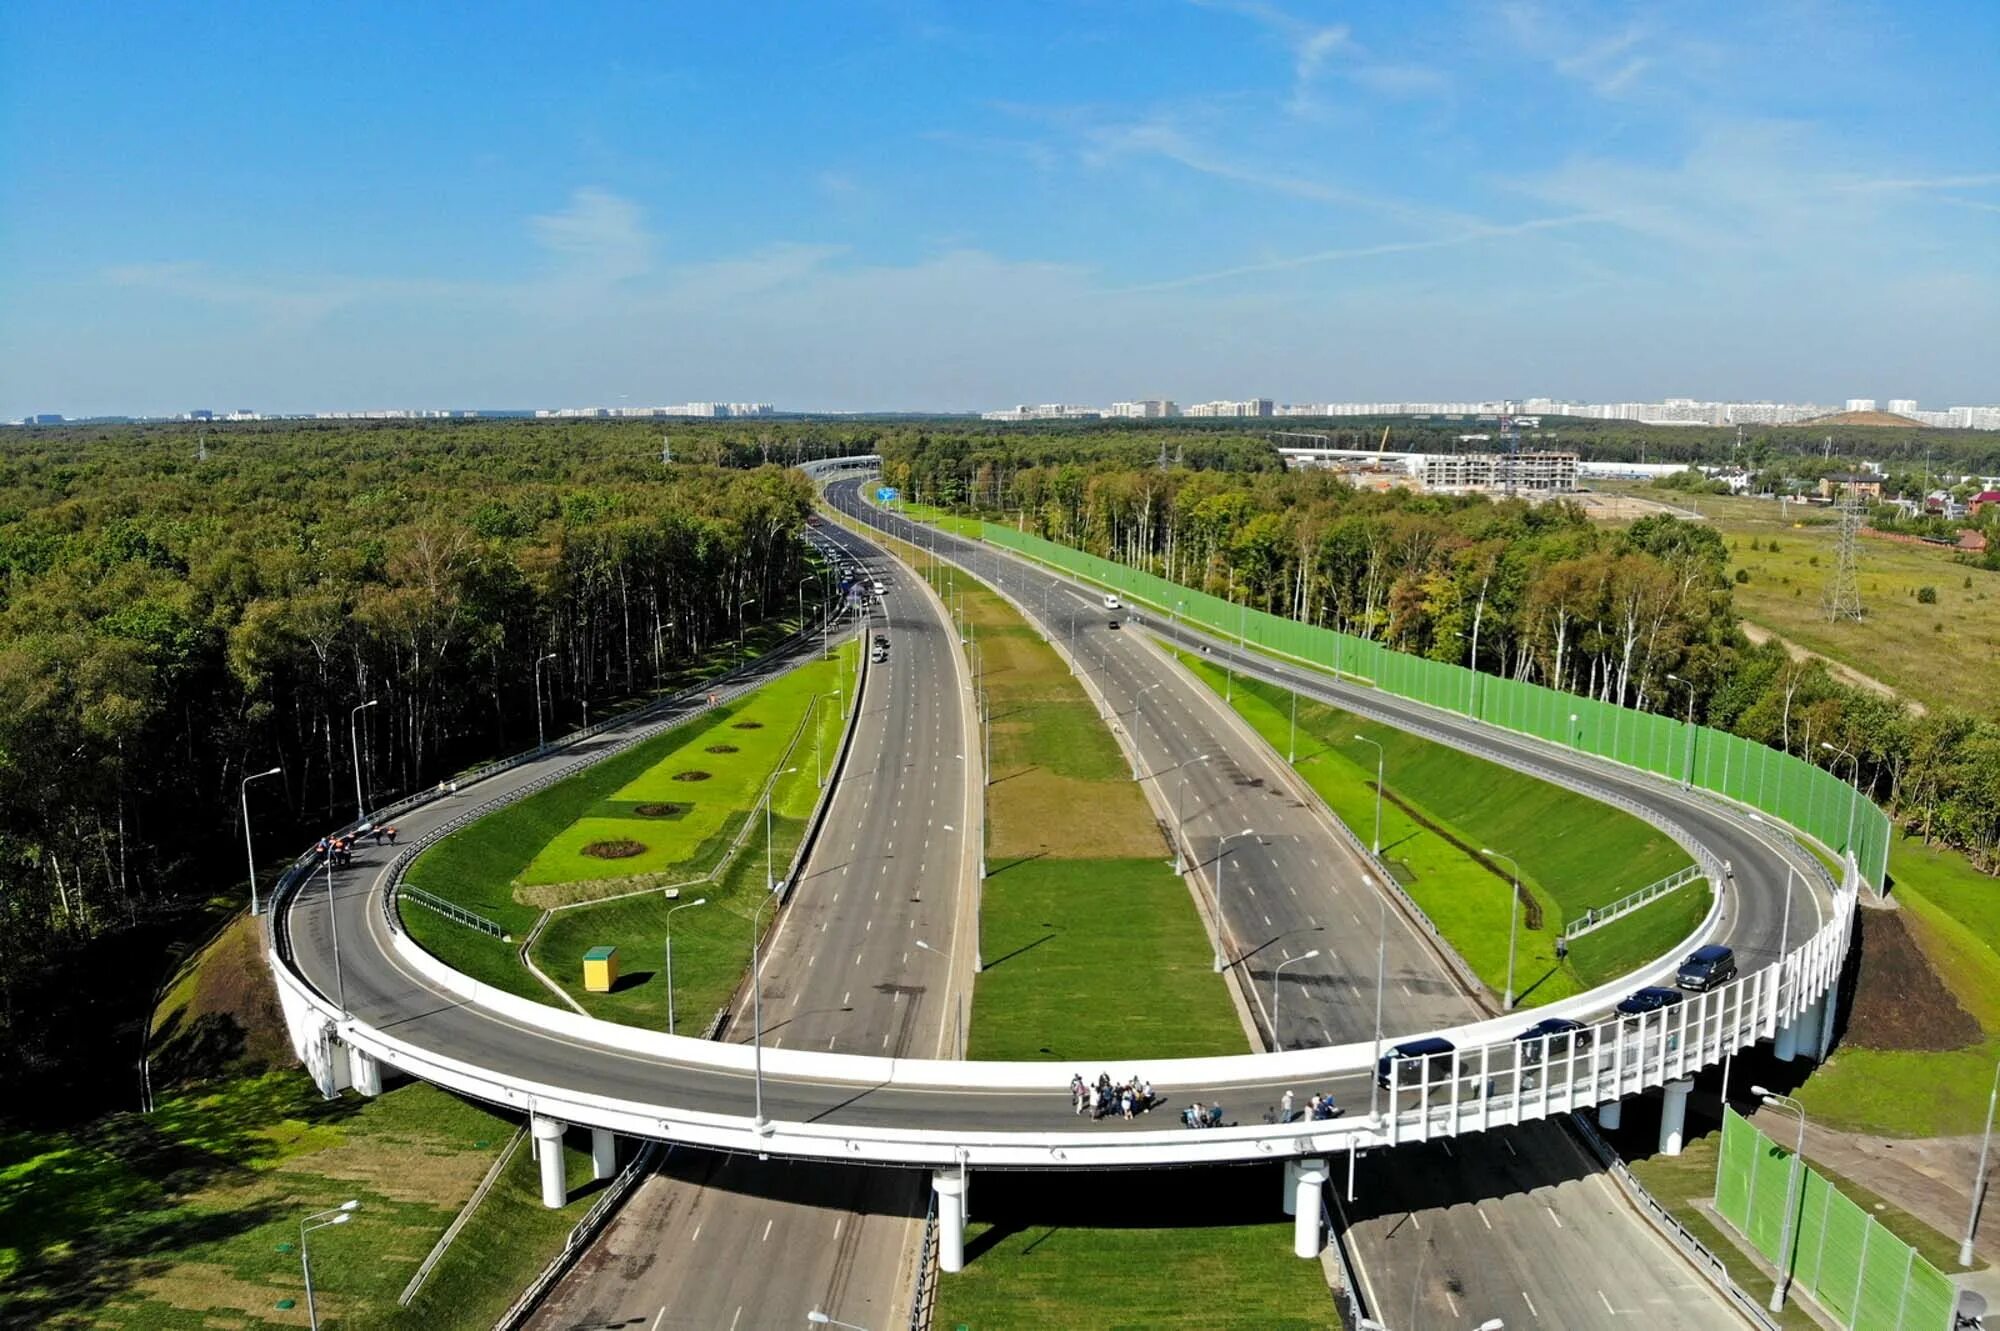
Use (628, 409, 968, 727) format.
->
(1102, 593, 1122, 610)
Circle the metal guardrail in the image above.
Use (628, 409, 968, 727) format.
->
(400, 1124, 527, 1305)
(906, 1191, 939, 1331)
(493, 1139, 665, 1331)
(401, 884, 509, 939)
(1562, 864, 1708, 941)
(1321, 1193, 1374, 1330)
(1567, 1111, 1781, 1331)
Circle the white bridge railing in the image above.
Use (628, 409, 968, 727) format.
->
(1561, 864, 1709, 941)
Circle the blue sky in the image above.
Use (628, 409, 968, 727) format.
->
(2, 0, 1996, 416)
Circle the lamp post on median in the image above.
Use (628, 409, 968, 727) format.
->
(348, 699, 378, 822)
(663, 893, 707, 1035)
(534, 653, 557, 750)
(299, 1200, 358, 1331)
(1751, 1086, 1808, 1313)
(1667, 672, 1697, 788)
(1212, 826, 1255, 972)
(1960, 1055, 2000, 1267)
(1272, 949, 1322, 1051)
(241, 766, 282, 916)
(1480, 848, 1524, 1010)
(1352, 733, 1386, 856)
(1174, 755, 1211, 873)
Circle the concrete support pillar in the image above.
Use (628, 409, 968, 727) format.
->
(1774, 1015, 1800, 1063)
(1816, 986, 1841, 1060)
(348, 1048, 383, 1097)
(1597, 1098, 1623, 1131)
(590, 1127, 618, 1180)
(934, 1170, 967, 1274)
(531, 1115, 567, 1210)
(1659, 1078, 1695, 1157)
(1293, 1159, 1328, 1259)
(1280, 1159, 1300, 1216)
(1797, 996, 1828, 1061)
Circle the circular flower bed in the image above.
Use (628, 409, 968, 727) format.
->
(633, 803, 686, 818)
(673, 770, 712, 782)
(731, 720, 763, 730)
(705, 743, 739, 754)
(582, 839, 646, 860)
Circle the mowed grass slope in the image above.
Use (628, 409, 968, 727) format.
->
(860, 510, 1243, 1060)
(0, 1072, 595, 1330)
(1794, 834, 2000, 1136)
(403, 644, 851, 1006)
(1177, 653, 1701, 1007)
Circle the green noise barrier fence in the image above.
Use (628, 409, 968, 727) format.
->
(1715, 1109, 1954, 1330)
(978, 523, 1890, 889)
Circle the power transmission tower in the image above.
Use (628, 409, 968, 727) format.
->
(661, 432, 672, 465)
(1824, 485, 1865, 622)
(196, 429, 207, 463)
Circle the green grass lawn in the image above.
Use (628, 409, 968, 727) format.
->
(930, 1168, 1337, 1331)
(969, 857, 1245, 1061)
(1793, 833, 2000, 1136)
(1175, 652, 1696, 1007)
(0, 1072, 595, 1329)
(404, 643, 851, 1009)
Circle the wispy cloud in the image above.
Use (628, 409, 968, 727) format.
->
(526, 187, 653, 285)
(1121, 212, 1612, 293)
(1191, 0, 1349, 115)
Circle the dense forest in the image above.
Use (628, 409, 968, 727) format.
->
(0, 420, 825, 1104)
(881, 435, 2000, 876)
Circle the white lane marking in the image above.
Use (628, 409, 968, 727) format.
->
(730, 1307, 743, 1331)
(1546, 1204, 1563, 1229)
(1522, 1291, 1538, 1319)
(691, 1223, 702, 1243)
(834, 1215, 844, 1241)
(1597, 1288, 1617, 1315)
(854, 951, 862, 966)
(651, 1307, 667, 1331)
(842, 991, 850, 1006)
(1477, 1205, 1491, 1230)
(1504, 1137, 1517, 1157)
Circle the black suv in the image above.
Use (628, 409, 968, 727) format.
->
(1676, 944, 1736, 991)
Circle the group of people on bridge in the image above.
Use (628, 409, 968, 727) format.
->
(1071, 1072, 1159, 1121)
(315, 822, 398, 868)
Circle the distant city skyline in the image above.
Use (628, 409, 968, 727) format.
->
(3, 2, 1997, 418)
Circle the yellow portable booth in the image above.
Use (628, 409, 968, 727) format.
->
(582, 945, 619, 993)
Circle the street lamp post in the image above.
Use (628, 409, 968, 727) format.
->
(664, 894, 708, 1035)
(750, 888, 781, 1134)
(1212, 826, 1255, 972)
(1569, 711, 1580, 749)
(534, 653, 556, 750)
(1288, 681, 1299, 764)
(299, 1200, 358, 1331)
(1271, 949, 1322, 1052)
(324, 856, 347, 1018)
(1667, 672, 1697, 788)
(1353, 734, 1386, 856)
(1961, 1056, 2000, 1267)
(806, 1310, 872, 1330)
(1751, 1086, 1808, 1313)
(1367, 885, 1388, 1122)
(1480, 849, 1524, 1010)
(348, 699, 378, 822)
(1174, 754, 1210, 874)
(241, 766, 282, 915)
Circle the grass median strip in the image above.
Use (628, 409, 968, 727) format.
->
(1173, 650, 1696, 1007)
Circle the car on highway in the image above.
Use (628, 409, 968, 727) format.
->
(1615, 986, 1687, 1016)
(1514, 1015, 1590, 1064)
(1675, 943, 1736, 991)
(872, 580, 885, 594)
(1377, 1036, 1456, 1088)
(1107, 618, 1120, 629)
(1103, 593, 1122, 610)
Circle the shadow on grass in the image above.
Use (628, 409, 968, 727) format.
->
(986, 850, 1050, 879)
(982, 932, 1059, 971)
(608, 968, 657, 994)
(1512, 962, 1567, 1006)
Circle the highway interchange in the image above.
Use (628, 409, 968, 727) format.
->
(275, 473, 1840, 1328)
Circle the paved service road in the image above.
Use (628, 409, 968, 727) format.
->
(526, 515, 974, 1331)
(828, 480, 1784, 1329)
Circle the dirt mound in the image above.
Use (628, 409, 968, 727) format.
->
(633, 802, 687, 818)
(148, 913, 292, 1093)
(705, 744, 739, 754)
(673, 770, 711, 782)
(1804, 410, 1921, 428)
(1842, 907, 1980, 1050)
(582, 839, 646, 860)
(731, 720, 763, 730)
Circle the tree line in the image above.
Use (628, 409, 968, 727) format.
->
(881, 440, 2000, 878)
(0, 420, 819, 1097)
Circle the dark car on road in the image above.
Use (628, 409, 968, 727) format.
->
(1376, 1036, 1456, 1088)
(1514, 1015, 1590, 1064)
(1616, 986, 1687, 1016)
(1675, 943, 1736, 991)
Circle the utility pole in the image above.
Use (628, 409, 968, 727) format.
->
(1824, 484, 1865, 623)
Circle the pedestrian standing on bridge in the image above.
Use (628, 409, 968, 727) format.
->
(1281, 1089, 1294, 1121)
